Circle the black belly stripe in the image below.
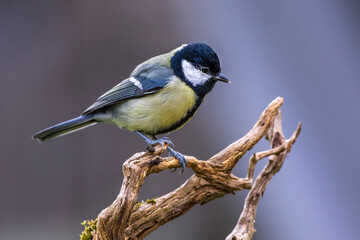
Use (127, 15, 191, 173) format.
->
(154, 97, 204, 135)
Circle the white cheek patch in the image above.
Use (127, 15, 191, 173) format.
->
(181, 59, 211, 86)
(129, 77, 143, 90)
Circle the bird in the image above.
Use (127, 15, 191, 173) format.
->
(33, 43, 230, 172)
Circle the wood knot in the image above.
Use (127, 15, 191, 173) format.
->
(272, 132, 283, 148)
(148, 157, 162, 167)
(146, 145, 156, 153)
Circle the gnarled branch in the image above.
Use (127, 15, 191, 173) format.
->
(226, 110, 301, 240)
(86, 97, 301, 240)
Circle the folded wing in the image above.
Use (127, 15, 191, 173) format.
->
(83, 65, 173, 114)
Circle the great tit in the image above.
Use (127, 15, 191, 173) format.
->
(33, 43, 229, 172)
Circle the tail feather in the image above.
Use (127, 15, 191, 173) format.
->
(32, 115, 97, 142)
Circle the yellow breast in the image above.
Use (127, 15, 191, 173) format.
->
(112, 77, 197, 135)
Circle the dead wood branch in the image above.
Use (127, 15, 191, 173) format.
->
(226, 111, 301, 240)
(87, 97, 301, 240)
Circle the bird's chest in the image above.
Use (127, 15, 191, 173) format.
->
(113, 78, 198, 134)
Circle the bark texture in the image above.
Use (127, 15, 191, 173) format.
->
(88, 97, 301, 240)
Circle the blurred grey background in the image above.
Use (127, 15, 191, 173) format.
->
(1, 0, 359, 239)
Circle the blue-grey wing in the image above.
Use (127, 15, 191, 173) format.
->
(82, 67, 172, 114)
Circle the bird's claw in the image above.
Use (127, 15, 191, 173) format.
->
(160, 137, 174, 147)
(145, 137, 174, 148)
(167, 147, 187, 174)
(134, 132, 185, 172)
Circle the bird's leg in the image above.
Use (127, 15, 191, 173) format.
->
(165, 146, 188, 174)
(135, 131, 173, 147)
(151, 135, 188, 173)
(135, 131, 187, 173)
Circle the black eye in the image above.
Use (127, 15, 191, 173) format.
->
(201, 67, 209, 74)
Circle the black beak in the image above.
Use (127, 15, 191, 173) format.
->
(213, 73, 230, 83)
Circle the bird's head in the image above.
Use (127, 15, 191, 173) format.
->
(170, 43, 229, 97)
